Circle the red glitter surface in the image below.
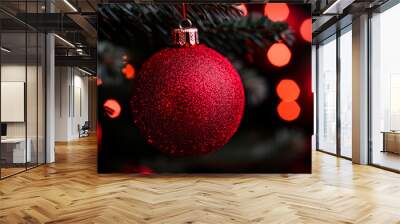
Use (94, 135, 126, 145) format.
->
(131, 45, 245, 156)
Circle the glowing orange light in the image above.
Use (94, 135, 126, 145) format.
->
(122, 64, 135, 79)
(97, 78, 103, 86)
(235, 4, 248, 16)
(276, 79, 300, 102)
(277, 101, 301, 121)
(300, 18, 312, 42)
(103, 99, 121, 119)
(264, 3, 290, 22)
(267, 43, 291, 67)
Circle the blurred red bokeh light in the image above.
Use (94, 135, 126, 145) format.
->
(122, 64, 135, 79)
(267, 43, 292, 67)
(138, 166, 154, 174)
(276, 79, 300, 102)
(300, 18, 312, 42)
(97, 122, 102, 149)
(277, 101, 301, 121)
(235, 4, 248, 16)
(97, 78, 103, 86)
(264, 3, 290, 22)
(104, 99, 121, 119)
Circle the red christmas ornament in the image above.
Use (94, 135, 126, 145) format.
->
(131, 20, 245, 156)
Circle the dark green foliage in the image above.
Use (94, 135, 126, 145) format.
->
(98, 3, 293, 61)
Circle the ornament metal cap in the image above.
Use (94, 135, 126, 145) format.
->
(172, 19, 199, 47)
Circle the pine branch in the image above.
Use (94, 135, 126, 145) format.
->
(200, 14, 294, 56)
(98, 3, 294, 62)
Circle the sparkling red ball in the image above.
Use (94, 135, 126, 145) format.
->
(131, 45, 245, 156)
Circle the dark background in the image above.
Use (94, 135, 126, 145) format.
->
(97, 3, 312, 173)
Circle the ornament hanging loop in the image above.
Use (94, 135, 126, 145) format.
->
(179, 18, 192, 29)
(172, 18, 199, 47)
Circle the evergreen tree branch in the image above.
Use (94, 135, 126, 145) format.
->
(98, 3, 294, 62)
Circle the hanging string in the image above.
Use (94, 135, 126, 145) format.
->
(181, 3, 187, 19)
